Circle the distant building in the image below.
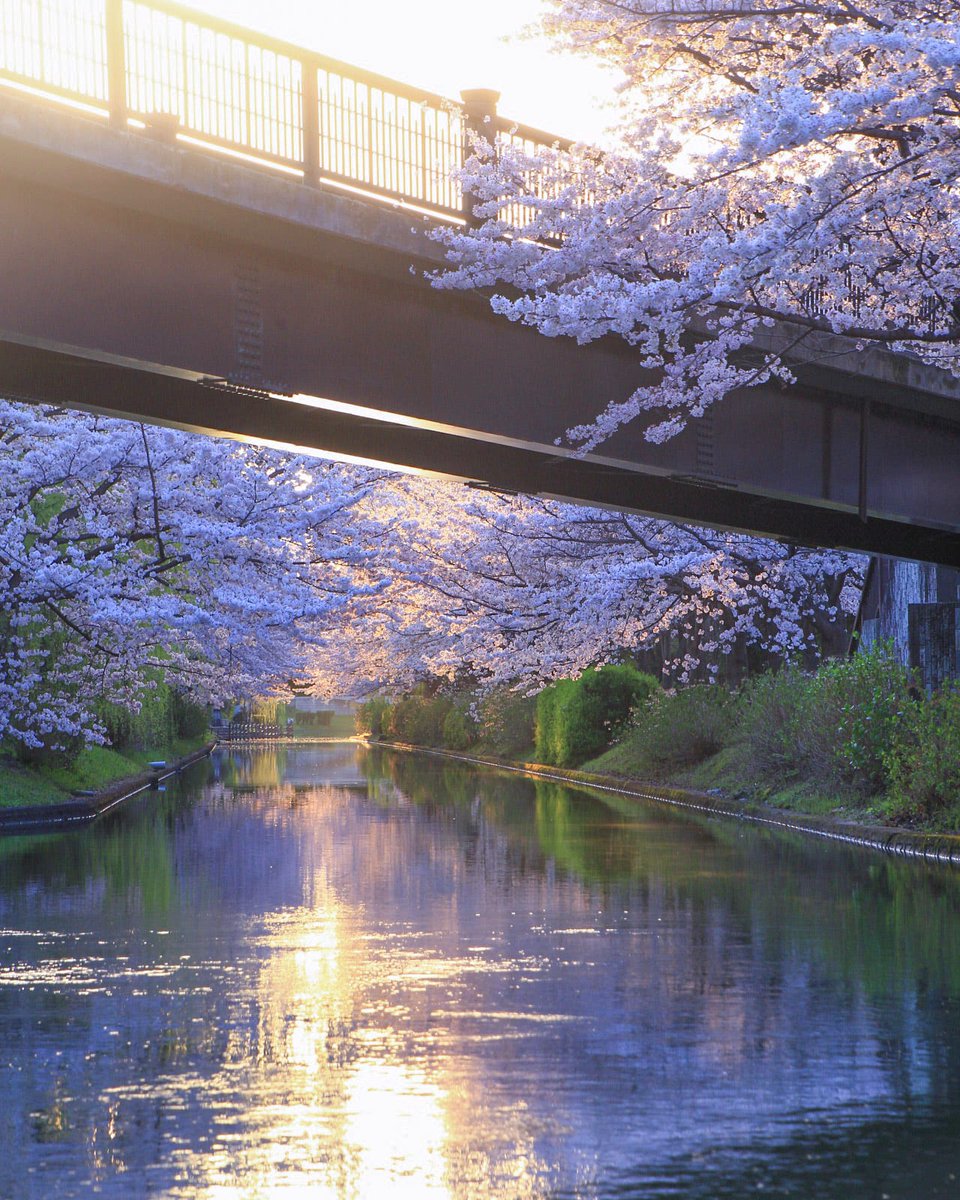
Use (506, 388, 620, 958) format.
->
(289, 696, 357, 716)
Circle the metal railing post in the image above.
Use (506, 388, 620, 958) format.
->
(301, 57, 320, 185)
(105, 0, 127, 129)
(460, 88, 499, 227)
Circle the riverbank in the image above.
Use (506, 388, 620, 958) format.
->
(358, 649, 960, 835)
(367, 739, 960, 867)
(0, 741, 216, 832)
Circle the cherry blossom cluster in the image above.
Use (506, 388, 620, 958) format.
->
(0, 401, 860, 747)
(0, 401, 378, 749)
(433, 0, 960, 447)
(306, 475, 863, 695)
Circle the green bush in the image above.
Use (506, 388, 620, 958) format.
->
(883, 685, 960, 822)
(534, 678, 569, 765)
(98, 678, 176, 751)
(535, 664, 659, 767)
(357, 688, 478, 750)
(442, 705, 477, 751)
(387, 691, 452, 747)
(475, 687, 536, 757)
(629, 684, 735, 770)
(737, 643, 913, 797)
(170, 692, 209, 739)
(250, 698, 288, 726)
(80, 682, 209, 761)
(736, 666, 813, 782)
(825, 647, 914, 794)
(355, 695, 393, 739)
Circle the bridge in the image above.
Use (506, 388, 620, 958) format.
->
(1, 0, 959, 566)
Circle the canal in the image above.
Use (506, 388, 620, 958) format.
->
(2, 743, 960, 1198)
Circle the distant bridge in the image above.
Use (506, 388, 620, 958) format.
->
(0, 0, 959, 565)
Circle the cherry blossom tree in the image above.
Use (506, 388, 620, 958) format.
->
(0, 400, 377, 750)
(434, 0, 960, 447)
(306, 474, 862, 695)
(0, 399, 858, 751)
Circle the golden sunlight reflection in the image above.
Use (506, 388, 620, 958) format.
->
(153, 813, 554, 1200)
(343, 1061, 451, 1199)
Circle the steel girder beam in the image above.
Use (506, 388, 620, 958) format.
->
(2, 334, 959, 567)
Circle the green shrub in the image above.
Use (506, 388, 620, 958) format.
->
(535, 664, 659, 767)
(534, 678, 569, 764)
(97, 677, 176, 752)
(250, 698, 288, 726)
(387, 692, 452, 746)
(355, 695, 393, 739)
(737, 643, 913, 797)
(357, 688, 477, 750)
(736, 666, 813, 782)
(171, 692, 210, 739)
(883, 685, 960, 822)
(824, 647, 914, 794)
(442, 705, 477, 751)
(475, 687, 536, 757)
(630, 684, 735, 770)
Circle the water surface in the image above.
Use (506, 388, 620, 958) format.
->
(2, 743, 960, 1198)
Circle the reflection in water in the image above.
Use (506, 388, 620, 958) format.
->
(1, 744, 960, 1197)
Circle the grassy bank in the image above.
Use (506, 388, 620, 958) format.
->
(0, 735, 211, 810)
(581, 736, 866, 819)
(358, 646, 960, 834)
(581, 651, 960, 831)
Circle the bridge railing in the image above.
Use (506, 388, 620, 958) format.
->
(0, 0, 570, 223)
(211, 720, 282, 742)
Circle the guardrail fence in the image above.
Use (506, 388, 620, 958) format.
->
(211, 720, 282, 742)
(0, 0, 569, 222)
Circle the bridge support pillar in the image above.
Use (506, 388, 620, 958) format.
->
(860, 558, 960, 691)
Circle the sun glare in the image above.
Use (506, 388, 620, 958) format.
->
(185, 0, 618, 144)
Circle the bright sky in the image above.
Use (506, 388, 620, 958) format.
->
(186, 0, 620, 144)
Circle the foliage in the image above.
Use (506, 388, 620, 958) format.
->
(292, 709, 332, 729)
(386, 687, 453, 747)
(355, 696, 393, 739)
(735, 667, 812, 783)
(883, 686, 960, 824)
(0, 401, 376, 751)
(2, 399, 862, 748)
(358, 688, 481, 751)
(627, 684, 736, 771)
(97, 693, 171, 756)
(250, 698, 288, 727)
(441, 705, 478, 752)
(534, 679, 569, 765)
(535, 664, 659, 767)
(171, 693, 211, 740)
(97, 679, 208, 754)
(737, 643, 913, 797)
(314, 476, 863, 697)
(475, 686, 537, 757)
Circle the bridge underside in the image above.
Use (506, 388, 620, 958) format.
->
(1, 99, 959, 566)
